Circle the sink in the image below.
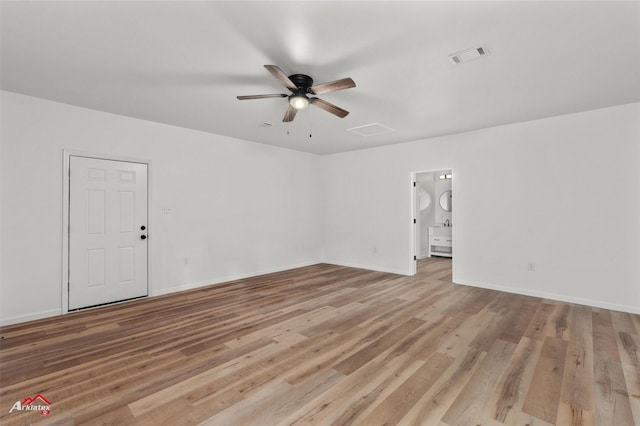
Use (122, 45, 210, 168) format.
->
(429, 226, 452, 237)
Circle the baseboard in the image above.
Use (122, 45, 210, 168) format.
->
(1, 308, 63, 327)
(322, 259, 410, 276)
(1, 262, 322, 326)
(150, 260, 323, 297)
(5, 270, 635, 325)
(456, 278, 640, 315)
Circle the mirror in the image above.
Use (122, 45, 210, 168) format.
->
(439, 190, 452, 212)
(418, 189, 431, 211)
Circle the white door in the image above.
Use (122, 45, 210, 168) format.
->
(69, 156, 148, 310)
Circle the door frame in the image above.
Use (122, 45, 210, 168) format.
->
(62, 150, 152, 314)
(410, 169, 456, 277)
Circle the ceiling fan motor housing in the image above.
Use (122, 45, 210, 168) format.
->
(289, 74, 314, 92)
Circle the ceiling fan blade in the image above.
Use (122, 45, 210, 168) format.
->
(237, 94, 287, 100)
(265, 65, 297, 90)
(310, 98, 349, 118)
(310, 77, 356, 95)
(283, 105, 297, 122)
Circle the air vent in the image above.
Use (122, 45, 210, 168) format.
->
(449, 45, 490, 64)
(347, 123, 394, 137)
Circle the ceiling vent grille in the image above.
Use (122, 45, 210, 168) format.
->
(347, 123, 394, 137)
(449, 45, 490, 64)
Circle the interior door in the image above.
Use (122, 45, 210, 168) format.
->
(69, 156, 148, 310)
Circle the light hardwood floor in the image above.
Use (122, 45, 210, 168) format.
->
(1, 258, 639, 425)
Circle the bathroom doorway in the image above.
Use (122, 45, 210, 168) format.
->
(412, 169, 453, 274)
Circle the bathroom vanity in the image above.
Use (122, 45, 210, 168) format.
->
(428, 226, 452, 257)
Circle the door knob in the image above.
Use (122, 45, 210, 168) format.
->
(141, 225, 146, 230)
(141, 235, 147, 240)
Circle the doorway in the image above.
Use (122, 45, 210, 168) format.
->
(412, 169, 453, 275)
(65, 154, 149, 311)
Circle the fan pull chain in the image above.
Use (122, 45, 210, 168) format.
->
(308, 107, 313, 138)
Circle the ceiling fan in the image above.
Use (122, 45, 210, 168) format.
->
(237, 65, 355, 122)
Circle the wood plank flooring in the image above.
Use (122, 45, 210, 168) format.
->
(1, 258, 639, 425)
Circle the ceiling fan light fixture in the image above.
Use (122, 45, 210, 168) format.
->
(289, 94, 309, 110)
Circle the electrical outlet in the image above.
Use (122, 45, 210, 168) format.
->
(527, 262, 536, 272)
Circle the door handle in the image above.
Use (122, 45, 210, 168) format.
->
(141, 235, 147, 240)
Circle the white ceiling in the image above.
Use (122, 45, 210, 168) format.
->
(2, 1, 639, 155)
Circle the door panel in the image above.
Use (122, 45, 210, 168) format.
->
(119, 191, 135, 233)
(87, 189, 106, 234)
(69, 156, 148, 310)
(87, 249, 106, 287)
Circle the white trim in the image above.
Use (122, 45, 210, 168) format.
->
(62, 149, 152, 315)
(409, 173, 417, 275)
(456, 279, 640, 315)
(450, 172, 458, 283)
(1, 309, 63, 327)
(151, 261, 322, 296)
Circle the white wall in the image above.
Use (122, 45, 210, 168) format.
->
(0, 91, 323, 325)
(323, 102, 640, 313)
(2, 92, 639, 324)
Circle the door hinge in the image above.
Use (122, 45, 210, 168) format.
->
(413, 218, 416, 224)
(413, 181, 416, 187)
(414, 256, 417, 261)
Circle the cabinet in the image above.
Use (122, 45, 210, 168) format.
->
(428, 227, 452, 257)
